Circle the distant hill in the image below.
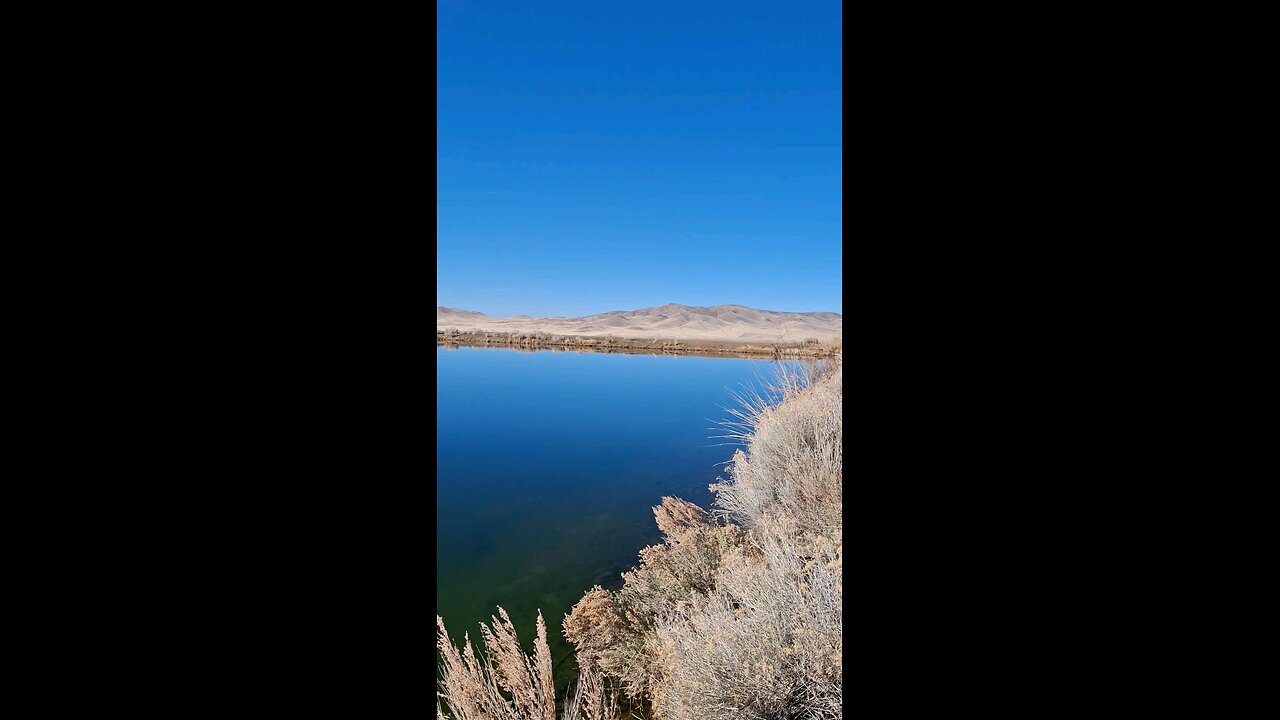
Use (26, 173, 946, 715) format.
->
(437, 307, 491, 321)
(435, 304, 842, 342)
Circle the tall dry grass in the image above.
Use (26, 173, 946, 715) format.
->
(437, 608, 617, 720)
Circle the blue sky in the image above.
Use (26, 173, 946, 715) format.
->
(438, 1, 842, 317)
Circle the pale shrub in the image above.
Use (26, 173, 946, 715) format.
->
(564, 361, 843, 719)
(564, 498, 743, 711)
(657, 529, 842, 720)
(712, 364, 842, 538)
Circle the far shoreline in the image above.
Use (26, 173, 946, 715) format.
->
(436, 330, 841, 359)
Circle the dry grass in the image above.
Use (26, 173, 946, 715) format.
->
(560, 651, 620, 720)
(437, 608, 617, 720)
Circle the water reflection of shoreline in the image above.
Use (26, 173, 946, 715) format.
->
(435, 341, 835, 361)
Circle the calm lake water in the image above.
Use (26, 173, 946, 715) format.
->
(436, 346, 789, 693)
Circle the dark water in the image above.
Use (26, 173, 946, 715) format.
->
(436, 346, 786, 694)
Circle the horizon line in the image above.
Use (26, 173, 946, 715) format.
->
(437, 302, 843, 318)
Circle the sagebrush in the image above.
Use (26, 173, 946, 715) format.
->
(565, 360, 843, 719)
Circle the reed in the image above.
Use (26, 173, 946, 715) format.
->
(437, 608, 617, 720)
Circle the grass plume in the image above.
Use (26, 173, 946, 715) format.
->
(437, 608, 617, 720)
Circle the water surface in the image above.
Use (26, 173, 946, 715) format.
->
(436, 346, 785, 693)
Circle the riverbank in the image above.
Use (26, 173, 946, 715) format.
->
(436, 330, 841, 358)
(563, 359, 843, 719)
(437, 358, 843, 719)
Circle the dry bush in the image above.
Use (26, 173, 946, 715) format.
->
(617, 523, 742, 625)
(712, 363, 842, 538)
(564, 500, 744, 711)
(667, 360, 842, 719)
(563, 587, 628, 677)
(652, 496, 710, 538)
(437, 607, 617, 720)
(656, 530, 842, 720)
(654, 362, 842, 719)
(564, 360, 843, 719)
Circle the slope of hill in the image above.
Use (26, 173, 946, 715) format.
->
(435, 304, 842, 343)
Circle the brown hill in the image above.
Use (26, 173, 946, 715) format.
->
(436, 304, 842, 343)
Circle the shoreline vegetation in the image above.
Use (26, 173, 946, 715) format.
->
(437, 359, 843, 719)
(437, 329, 842, 359)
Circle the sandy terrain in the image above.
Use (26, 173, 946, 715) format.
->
(437, 304, 842, 343)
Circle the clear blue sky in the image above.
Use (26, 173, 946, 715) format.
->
(437, 1, 842, 318)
